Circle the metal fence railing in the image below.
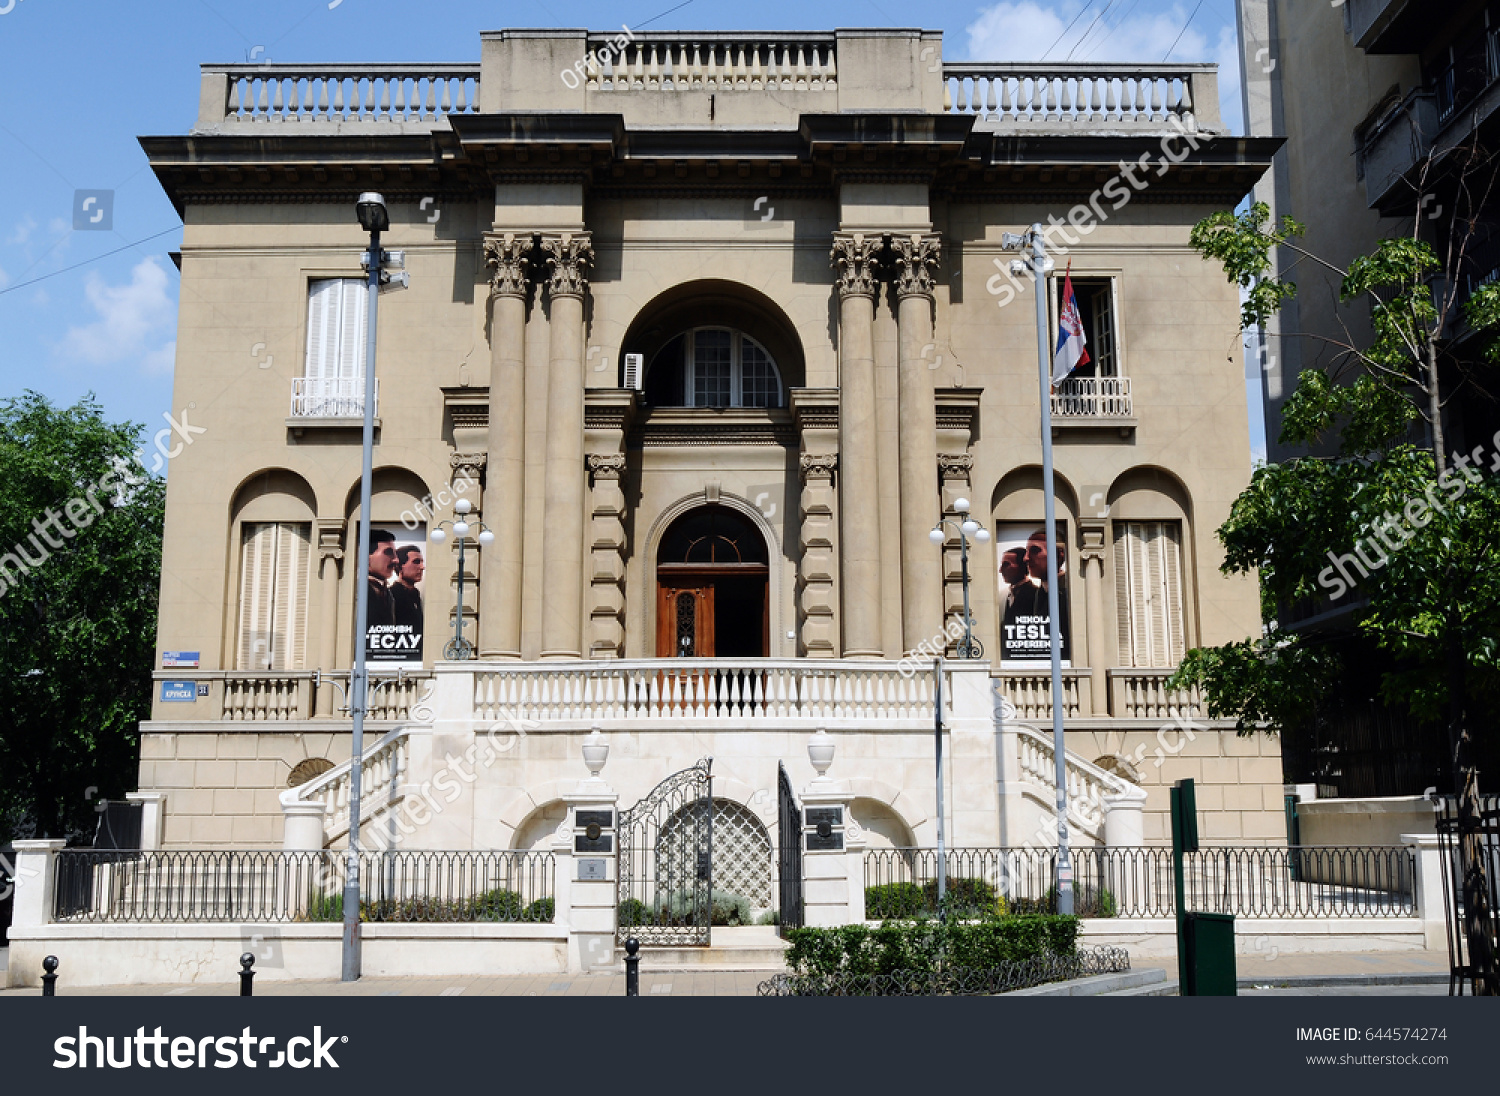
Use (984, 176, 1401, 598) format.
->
(51, 849, 555, 925)
(863, 846, 1417, 920)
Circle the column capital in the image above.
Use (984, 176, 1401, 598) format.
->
(937, 452, 972, 481)
(450, 450, 488, 481)
(315, 518, 345, 561)
(799, 452, 838, 483)
(483, 231, 533, 298)
(830, 231, 880, 299)
(539, 231, 594, 299)
(1080, 519, 1108, 564)
(891, 232, 941, 299)
(586, 453, 627, 480)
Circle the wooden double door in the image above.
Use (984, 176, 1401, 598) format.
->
(655, 565, 768, 658)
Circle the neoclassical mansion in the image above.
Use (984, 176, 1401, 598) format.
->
(136, 29, 1285, 887)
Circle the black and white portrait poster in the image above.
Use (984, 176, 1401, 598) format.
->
(363, 524, 425, 668)
(996, 522, 1071, 666)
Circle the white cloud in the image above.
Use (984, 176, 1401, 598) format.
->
(7, 215, 38, 247)
(56, 256, 178, 375)
(965, 2, 1244, 133)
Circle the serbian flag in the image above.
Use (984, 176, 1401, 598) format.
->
(1052, 267, 1090, 384)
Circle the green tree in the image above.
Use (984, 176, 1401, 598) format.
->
(0, 392, 164, 842)
(1179, 189, 1500, 993)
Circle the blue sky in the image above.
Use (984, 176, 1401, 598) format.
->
(0, 0, 1261, 457)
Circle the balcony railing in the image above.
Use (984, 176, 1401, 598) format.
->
(942, 63, 1217, 132)
(1051, 376, 1132, 418)
(204, 64, 481, 127)
(473, 658, 946, 726)
(584, 32, 837, 92)
(290, 376, 378, 419)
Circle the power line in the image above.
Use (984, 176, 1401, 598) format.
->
(1067, 0, 1119, 62)
(1162, 0, 1208, 61)
(0, 227, 181, 298)
(1042, 1, 1097, 63)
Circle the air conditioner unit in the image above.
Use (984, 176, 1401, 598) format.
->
(623, 352, 644, 390)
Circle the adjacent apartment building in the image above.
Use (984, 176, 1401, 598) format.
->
(1237, 0, 1500, 795)
(134, 28, 1283, 879)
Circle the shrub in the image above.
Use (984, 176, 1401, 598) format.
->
(865, 882, 925, 919)
(471, 888, 525, 922)
(922, 877, 1003, 919)
(710, 891, 755, 926)
(617, 897, 649, 928)
(524, 896, 555, 923)
(1012, 884, 1118, 918)
(785, 914, 1078, 977)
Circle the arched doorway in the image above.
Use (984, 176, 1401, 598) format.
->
(656, 507, 769, 657)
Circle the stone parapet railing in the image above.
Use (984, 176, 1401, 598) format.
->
(942, 62, 1220, 133)
(196, 64, 481, 131)
(583, 32, 837, 92)
(1108, 667, 1205, 721)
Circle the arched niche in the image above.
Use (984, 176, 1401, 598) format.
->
(620, 279, 807, 397)
(849, 797, 918, 850)
(225, 470, 320, 671)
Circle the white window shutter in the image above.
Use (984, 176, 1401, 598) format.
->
(1114, 520, 1185, 668)
(238, 522, 312, 670)
(304, 280, 339, 381)
(336, 279, 368, 381)
(238, 522, 274, 670)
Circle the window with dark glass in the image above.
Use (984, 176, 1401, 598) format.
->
(642, 327, 784, 408)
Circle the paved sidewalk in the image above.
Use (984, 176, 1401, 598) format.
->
(0, 949, 1453, 997)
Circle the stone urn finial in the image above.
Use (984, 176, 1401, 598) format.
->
(808, 727, 835, 782)
(582, 726, 609, 779)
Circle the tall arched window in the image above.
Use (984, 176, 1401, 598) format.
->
(643, 327, 783, 409)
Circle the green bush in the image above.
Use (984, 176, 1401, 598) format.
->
(1011, 884, 1118, 919)
(865, 882, 925, 919)
(524, 896, 555, 923)
(617, 897, 649, 928)
(470, 888, 525, 922)
(785, 915, 1079, 977)
(709, 891, 755, 926)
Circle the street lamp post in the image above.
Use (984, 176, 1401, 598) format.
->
(929, 497, 992, 659)
(340, 191, 390, 981)
(926, 499, 990, 919)
(428, 497, 494, 660)
(1002, 224, 1074, 916)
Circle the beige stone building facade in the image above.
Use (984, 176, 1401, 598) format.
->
(135, 28, 1284, 867)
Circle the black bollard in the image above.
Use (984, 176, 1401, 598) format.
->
(624, 938, 639, 997)
(41, 956, 58, 997)
(239, 953, 256, 997)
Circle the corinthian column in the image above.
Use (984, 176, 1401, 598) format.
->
(538, 232, 593, 660)
(893, 233, 944, 650)
(480, 233, 530, 659)
(831, 232, 882, 657)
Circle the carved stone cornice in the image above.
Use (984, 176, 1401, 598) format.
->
(539, 232, 593, 299)
(586, 453, 627, 480)
(830, 232, 880, 300)
(799, 453, 838, 482)
(483, 231, 532, 298)
(891, 232, 941, 299)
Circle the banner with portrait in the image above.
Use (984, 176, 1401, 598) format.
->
(995, 522, 1071, 666)
(362, 524, 425, 668)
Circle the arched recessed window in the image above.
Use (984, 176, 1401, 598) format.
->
(643, 327, 783, 409)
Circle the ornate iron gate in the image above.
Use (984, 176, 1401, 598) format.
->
(777, 761, 803, 936)
(616, 759, 713, 946)
(1436, 793, 1500, 995)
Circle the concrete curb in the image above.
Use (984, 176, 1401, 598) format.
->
(1001, 967, 1167, 996)
(1107, 972, 1450, 996)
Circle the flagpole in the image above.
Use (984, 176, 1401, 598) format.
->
(1029, 225, 1074, 916)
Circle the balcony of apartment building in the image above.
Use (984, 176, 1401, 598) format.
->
(1356, 1, 1500, 211)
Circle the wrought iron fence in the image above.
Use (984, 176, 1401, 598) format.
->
(757, 945, 1130, 996)
(1435, 794, 1500, 995)
(51, 849, 554, 924)
(863, 845, 1416, 920)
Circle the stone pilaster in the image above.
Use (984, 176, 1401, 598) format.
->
(798, 453, 839, 657)
(937, 453, 973, 657)
(892, 232, 944, 652)
(830, 232, 883, 657)
(1080, 520, 1109, 715)
(538, 232, 593, 660)
(481, 232, 531, 660)
(314, 518, 345, 716)
(586, 453, 628, 658)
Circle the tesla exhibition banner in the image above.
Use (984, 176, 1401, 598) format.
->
(995, 521, 1071, 666)
(363, 524, 425, 668)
